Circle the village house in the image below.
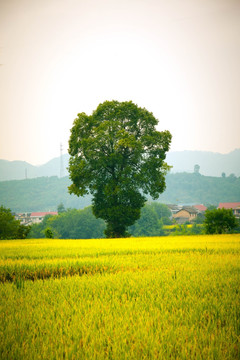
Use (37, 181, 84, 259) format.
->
(233, 206, 240, 219)
(172, 206, 198, 224)
(15, 211, 58, 225)
(166, 204, 182, 217)
(15, 213, 32, 226)
(30, 212, 58, 224)
(218, 202, 240, 219)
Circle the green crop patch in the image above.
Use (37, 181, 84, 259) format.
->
(0, 261, 118, 283)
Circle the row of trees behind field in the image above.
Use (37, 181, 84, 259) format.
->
(1, 203, 239, 240)
(29, 203, 171, 239)
(29, 203, 240, 239)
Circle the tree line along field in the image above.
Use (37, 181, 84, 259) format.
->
(0, 235, 239, 359)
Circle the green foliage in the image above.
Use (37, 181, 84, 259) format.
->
(192, 212, 205, 224)
(206, 204, 217, 211)
(57, 202, 66, 214)
(68, 100, 172, 237)
(0, 205, 30, 240)
(28, 223, 43, 238)
(204, 208, 239, 234)
(149, 202, 172, 224)
(29, 207, 105, 239)
(172, 224, 189, 236)
(191, 223, 204, 234)
(27, 214, 56, 239)
(194, 164, 200, 174)
(52, 207, 105, 239)
(172, 223, 204, 236)
(0, 206, 19, 239)
(44, 227, 54, 239)
(129, 202, 172, 236)
(17, 224, 31, 239)
(130, 204, 165, 237)
(234, 219, 240, 234)
(30, 203, 210, 239)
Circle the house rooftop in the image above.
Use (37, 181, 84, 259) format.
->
(182, 206, 198, 214)
(31, 212, 58, 217)
(166, 204, 182, 210)
(193, 204, 207, 212)
(218, 202, 240, 209)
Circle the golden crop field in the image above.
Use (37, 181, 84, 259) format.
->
(0, 235, 239, 359)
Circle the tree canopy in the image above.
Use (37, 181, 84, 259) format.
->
(129, 204, 165, 237)
(204, 208, 239, 234)
(68, 100, 172, 237)
(28, 207, 105, 239)
(0, 205, 30, 240)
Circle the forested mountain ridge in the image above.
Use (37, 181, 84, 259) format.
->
(157, 172, 240, 204)
(0, 155, 69, 181)
(166, 149, 240, 177)
(0, 177, 91, 212)
(0, 173, 239, 213)
(1, 149, 240, 181)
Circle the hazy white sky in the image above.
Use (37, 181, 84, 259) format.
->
(0, 0, 240, 165)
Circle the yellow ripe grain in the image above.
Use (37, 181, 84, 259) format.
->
(0, 234, 239, 360)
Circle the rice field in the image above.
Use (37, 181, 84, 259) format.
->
(0, 235, 239, 359)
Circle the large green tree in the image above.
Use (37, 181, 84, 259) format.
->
(204, 208, 238, 234)
(68, 100, 172, 237)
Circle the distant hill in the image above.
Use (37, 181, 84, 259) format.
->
(0, 149, 240, 181)
(0, 154, 69, 181)
(1, 173, 240, 212)
(166, 149, 240, 177)
(0, 176, 91, 212)
(158, 172, 240, 205)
